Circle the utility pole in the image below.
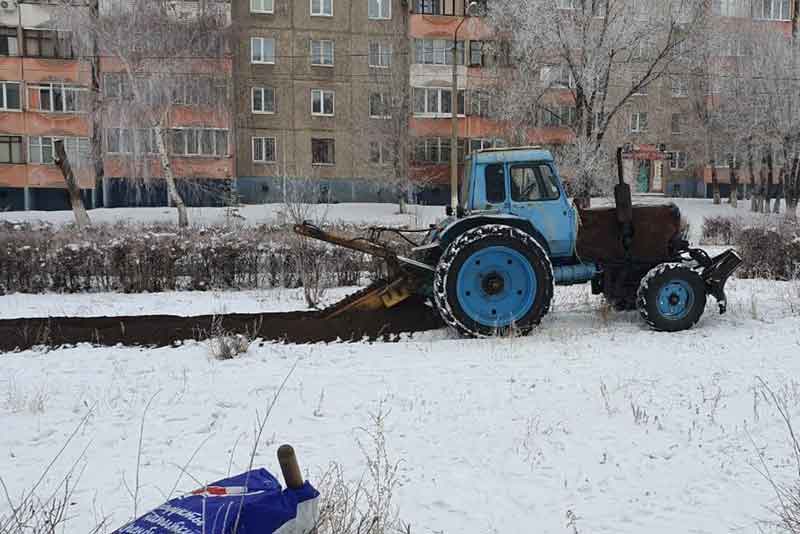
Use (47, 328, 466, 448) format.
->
(450, 1, 477, 215)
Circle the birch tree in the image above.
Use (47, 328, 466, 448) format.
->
(57, 0, 230, 227)
(486, 0, 704, 202)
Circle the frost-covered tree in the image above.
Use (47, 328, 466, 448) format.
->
(486, 0, 705, 202)
(57, 0, 230, 227)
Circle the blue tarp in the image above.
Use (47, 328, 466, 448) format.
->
(113, 469, 319, 534)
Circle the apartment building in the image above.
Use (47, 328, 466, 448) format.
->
(232, 0, 409, 203)
(0, 0, 94, 211)
(0, 0, 233, 211)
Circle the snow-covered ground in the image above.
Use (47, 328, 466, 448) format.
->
(0, 202, 444, 230)
(0, 196, 786, 243)
(3, 278, 800, 534)
(0, 286, 359, 319)
(3, 197, 798, 533)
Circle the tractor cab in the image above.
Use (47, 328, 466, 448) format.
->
(459, 146, 578, 259)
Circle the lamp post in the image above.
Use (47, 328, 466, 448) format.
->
(450, 1, 478, 216)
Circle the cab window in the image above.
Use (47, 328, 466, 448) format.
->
(485, 163, 505, 204)
(510, 163, 560, 202)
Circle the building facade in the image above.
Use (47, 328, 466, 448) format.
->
(0, 0, 233, 211)
(1, 0, 796, 211)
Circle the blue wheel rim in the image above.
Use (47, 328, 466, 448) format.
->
(455, 245, 537, 327)
(656, 279, 694, 320)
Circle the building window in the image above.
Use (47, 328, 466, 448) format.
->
(468, 138, 495, 153)
(23, 29, 73, 59)
(631, 77, 648, 95)
(252, 136, 276, 163)
(135, 129, 158, 154)
(670, 113, 684, 134)
(414, 0, 451, 15)
(413, 87, 465, 116)
(368, 0, 391, 19)
(251, 37, 275, 64)
(0, 27, 18, 56)
(369, 41, 391, 68)
(414, 39, 464, 65)
(593, 111, 606, 131)
(311, 89, 335, 116)
(712, 0, 749, 16)
(557, 0, 577, 9)
(630, 111, 648, 132)
(106, 128, 156, 154)
(671, 77, 689, 97)
(369, 92, 391, 118)
(753, 0, 790, 19)
(0, 136, 23, 164)
(469, 41, 484, 67)
(469, 90, 491, 117)
(170, 76, 228, 107)
(311, 39, 334, 66)
(29, 136, 89, 166)
(0, 81, 21, 111)
(668, 151, 688, 170)
(251, 0, 274, 13)
(106, 128, 133, 153)
(28, 83, 87, 113)
(103, 73, 131, 98)
(540, 64, 574, 88)
(413, 137, 466, 164)
(541, 106, 576, 127)
(311, 0, 333, 16)
(172, 128, 228, 157)
(312, 138, 335, 165)
(252, 86, 275, 113)
(369, 141, 391, 164)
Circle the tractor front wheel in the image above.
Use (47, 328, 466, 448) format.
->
(637, 263, 707, 332)
(433, 225, 554, 337)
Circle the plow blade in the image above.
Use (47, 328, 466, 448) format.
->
(0, 285, 440, 352)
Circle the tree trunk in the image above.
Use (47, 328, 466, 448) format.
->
(153, 124, 189, 227)
(728, 155, 737, 208)
(788, 156, 800, 222)
(765, 149, 774, 214)
(749, 143, 757, 212)
(54, 140, 91, 228)
(89, 0, 104, 208)
(774, 165, 784, 214)
(711, 159, 720, 205)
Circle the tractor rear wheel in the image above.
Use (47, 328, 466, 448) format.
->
(637, 263, 707, 332)
(433, 225, 554, 337)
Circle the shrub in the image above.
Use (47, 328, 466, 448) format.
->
(701, 215, 741, 245)
(736, 222, 800, 280)
(0, 222, 385, 295)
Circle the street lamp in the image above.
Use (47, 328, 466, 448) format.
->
(450, 0, 479, 217)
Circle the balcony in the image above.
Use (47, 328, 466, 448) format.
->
(410, 0, 487, 17)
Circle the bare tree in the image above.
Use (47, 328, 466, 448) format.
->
(57, 0, 230, 227)
(54, 139, 91, 227)
(486, 0, 704, 203)
(354, 12, 415, 213)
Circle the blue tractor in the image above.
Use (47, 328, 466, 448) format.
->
(295, 146, 742, 337)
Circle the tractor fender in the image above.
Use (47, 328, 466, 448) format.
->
(436, 214, 551, 256)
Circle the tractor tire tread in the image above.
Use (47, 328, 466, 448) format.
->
(433, 224, 554, 337)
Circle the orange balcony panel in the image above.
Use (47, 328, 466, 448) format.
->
(172, 157, 233, 179)
(171, 107, 231, 129)
(0, 112, 25, 134)
(0, 57, 22, 80)
(0, 164, 27, 188)
(24, 113, 91, 137)
(22, 59, 91, 85)
(101, 57, 231, 75)
(409, 14, 494, 40)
